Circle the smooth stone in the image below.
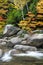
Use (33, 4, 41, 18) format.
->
(19, 34, 31, 41)
(31, 34, 43, 39)
(10, 37, 22, 44)
(30, 39, 43, 47)
(0, 42, 6, 45)
(27, 34, 43, 47)
(6, 42, 14, 48)
(32, 30, 43, 33)
(14, 45, 37, 51)
(9, 49, 23, 56)
(17, 30, 28, 36)
(0, 39, 3, 43)
(3, 24, 20, 36)
(21, 41, 27, 44)
(24, 34, 30, 40)
(17, 30, 24, 36)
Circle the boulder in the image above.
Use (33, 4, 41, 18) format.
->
(14, 45, 37, 51)
(27, 34, 43, 47)
(3, 24, 20, 36)
(10, 37, 22, 44)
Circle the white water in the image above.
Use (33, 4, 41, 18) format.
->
(13, 51, 43, 59)
(0, 50, 43, 62)
(1, 51, 12, 62)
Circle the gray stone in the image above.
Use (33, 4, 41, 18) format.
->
(3, 24, 20, 36)
(9, 49, 23, 56)
(21, 41, 27, 44)
(32, 30, 43, 33)
(24, 34, 30, 40)
(14, 45, 37, 51)
(17, 30, 24, 36)
(17, 30, 28, 36)
(31, 34, 43, 40)
(0, 42, 6, 45)
(28, 34, 43, 47)
(6, 42, 14, 48)
(19, 34, 31, 41)
(10, 37, 22, 44)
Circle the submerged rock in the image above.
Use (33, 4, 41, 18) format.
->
(14, 45, 37, 51)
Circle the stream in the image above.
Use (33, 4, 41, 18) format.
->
(0, 25, 43, 65)
(0, 45, 43, 65)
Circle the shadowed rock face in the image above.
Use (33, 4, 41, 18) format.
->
(27, 34, 43, 48)
(3, 24, 20, 37)
(30, 39, 43, 47)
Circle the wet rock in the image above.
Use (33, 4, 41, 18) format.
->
(14, 45, 37, 51)
(17, 30, 28, 36)
(10, 49, 23, 56)
(3, 24, 20, 36)
(24, 34, 30, 40)
(19, 34, 31, 41)
(10, 37, 22, 44)
(32, 30, 43, 33)
(21, 40, 27, 44)
(31, 34, 43, 40)
(6, 42, 14, 48)
(0, 49, 3, 58)
(30, 39, 43, 47)
(0, 42, 6, 46)
(28, 34, 43, 47)
(0, 38, 7, 45)
(17, 30, 24, 36)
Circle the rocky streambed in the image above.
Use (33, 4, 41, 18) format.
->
(0, 24, 43, 65)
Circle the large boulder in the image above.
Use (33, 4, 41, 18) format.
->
(14, 45, 37, 51)
(27, 34, 43, 47)
(3, 24, 20, 36)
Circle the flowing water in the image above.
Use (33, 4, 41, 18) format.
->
(0, 45, 43, 65)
